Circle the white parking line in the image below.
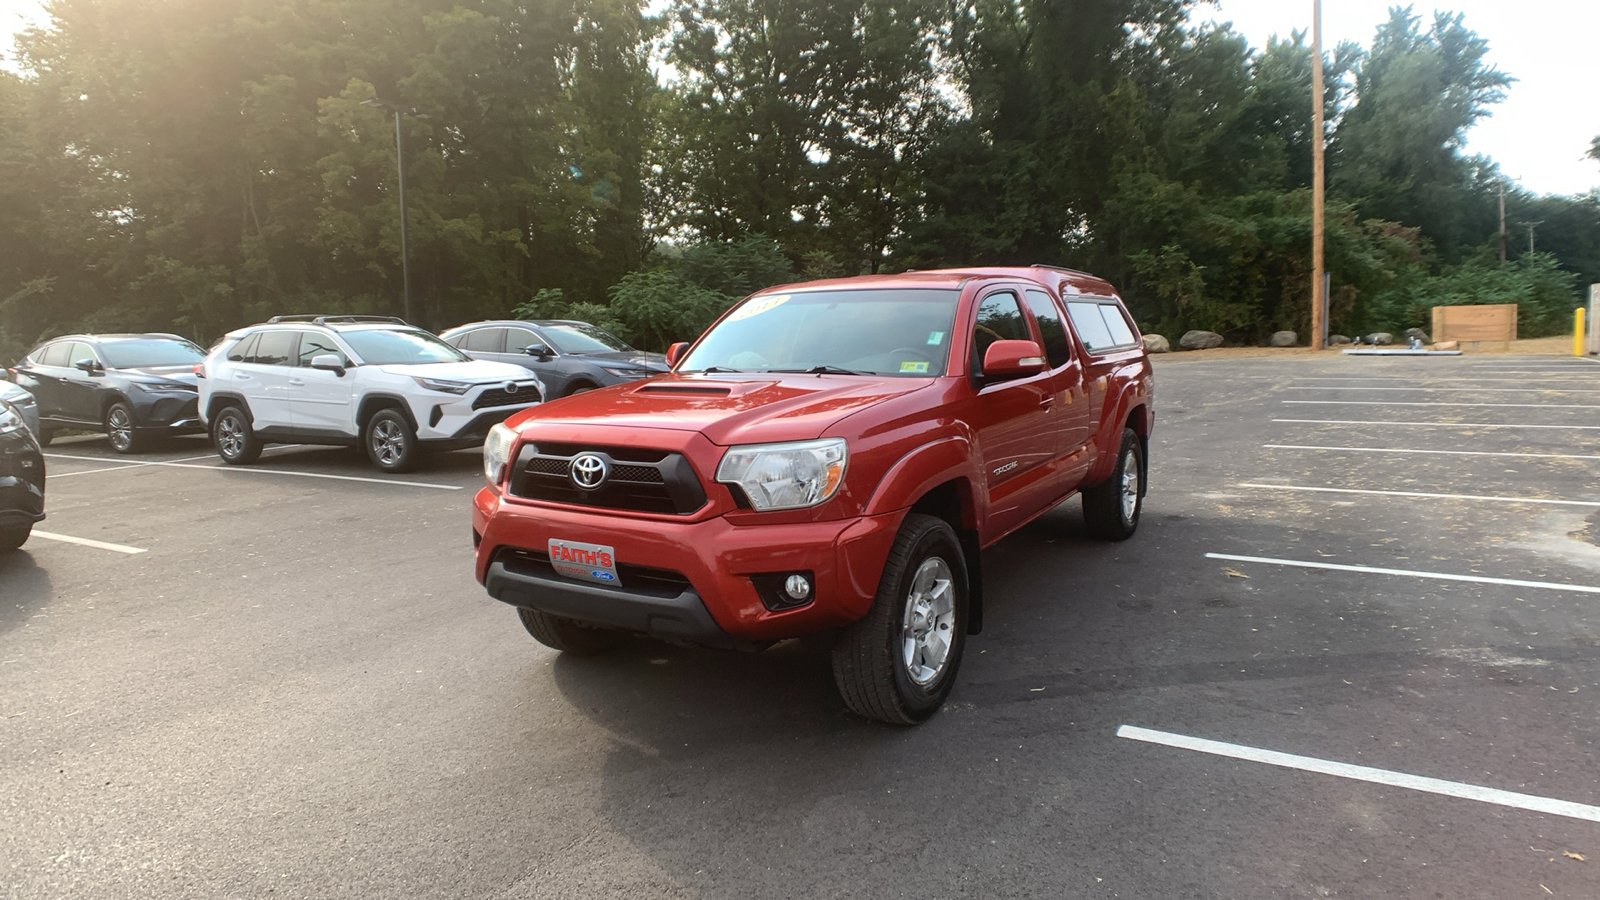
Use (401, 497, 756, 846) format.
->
(1275, 418, 1600, 431)
(1236, 483, 1600, 508)
(1285, 400, 1600, 409)
(1263, 444, 1600, 461)
(1116, 725, 1600, 824)
(1204, 552, 1600, 595)
(1288, 386, 1600, 394)
(43, 453, 463, 490)
(30, 531, 148, 555)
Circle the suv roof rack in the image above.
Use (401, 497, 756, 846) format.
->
(266, 315, 413, 326)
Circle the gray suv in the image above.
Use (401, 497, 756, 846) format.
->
(440, 320, 668, 399)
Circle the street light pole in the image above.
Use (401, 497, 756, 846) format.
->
(1310, 0, 1326, 351)
(362, 97, 425, 325)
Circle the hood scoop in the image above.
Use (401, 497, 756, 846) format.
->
(634, 383, 732, 396)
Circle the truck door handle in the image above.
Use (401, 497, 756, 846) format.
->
(234, 373, 252, 380)
(1038, 396, 1054, 410)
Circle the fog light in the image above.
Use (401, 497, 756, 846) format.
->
(784, 574, 811, 600)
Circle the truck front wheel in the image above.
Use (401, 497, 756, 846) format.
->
(516, 608, 626, 655)
(1082, 427, 1144, 541)
(832, 513, 969, 725)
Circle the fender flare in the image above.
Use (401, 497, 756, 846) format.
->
(204, 392, 254, 425)
(863, 435, 983, 524)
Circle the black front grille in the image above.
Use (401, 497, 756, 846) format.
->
(473, 383, 543, 409)
(507, 444, 706, 515)
(496, 547, 693, 598)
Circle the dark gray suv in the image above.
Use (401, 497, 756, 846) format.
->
(439, 320, 668, 399)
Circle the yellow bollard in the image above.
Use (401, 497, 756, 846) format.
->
(1579, 307, 1588, 357)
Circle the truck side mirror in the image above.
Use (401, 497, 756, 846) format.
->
(981, 340, 1046, 379)
(309, 354, 346, 376)
(666, 342, 690, 367)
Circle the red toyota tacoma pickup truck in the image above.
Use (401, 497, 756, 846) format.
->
(473, 266, 1153, 723)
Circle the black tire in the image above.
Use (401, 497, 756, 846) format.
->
(563, 381, 597, 398)
(1082, 427, 1144, 541)
(517, 608, 627, 655)
(832, 513, 969, 725)
(35, 429, 53, 448)
(105, 401, 142, 454)
(0, 523, 31, 553)
(211, 405, 263, 465)
(364, 408, 419, 473)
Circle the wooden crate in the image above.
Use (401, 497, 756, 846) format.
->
(1432, 304, 1517, 351)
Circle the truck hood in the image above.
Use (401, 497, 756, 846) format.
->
(511, 373, 932, 446)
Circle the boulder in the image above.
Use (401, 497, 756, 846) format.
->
(1433, 340, 1459, 351)
(1403, 327, 1431, 343)
(1179, 330, 1224, 350)
(1269, 330, 1298, 347)
(1366, 332, 1394, 346)
(1142, 333, 1171, 353)
(1328, 334, 1352, 346)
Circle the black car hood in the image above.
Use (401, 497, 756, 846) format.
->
(575, 350, 669, 372)
(117, 364, 199, 386)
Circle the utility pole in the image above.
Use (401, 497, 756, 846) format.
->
(1497, 183, 1507, 266)
(1310, 0, 1326, 351)
(361, 97, 428, 326)
(1525, 221, 1543, 254)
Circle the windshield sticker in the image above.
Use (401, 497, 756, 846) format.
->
(899, 360, 931, 374)
(927, 331, 945, 345)
(727, 294, 789, 322)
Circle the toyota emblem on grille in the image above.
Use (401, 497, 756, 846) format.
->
(504, 381, 518, 394)
(569, 453, 609, 490)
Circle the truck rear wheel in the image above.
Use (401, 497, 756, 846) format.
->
(516, 608, 626, 655)
(1082, 427, 1143, 541)
(832, 513, 969, 725)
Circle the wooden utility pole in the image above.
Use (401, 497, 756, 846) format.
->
(1310, 0, 1326, 351)
(1497, 183, 1507, 265)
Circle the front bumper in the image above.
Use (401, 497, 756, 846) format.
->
(473, 489, 904, 643)
(134, 393, 204, 434)
(415, 381, 542, 446)
(0, 436, 45, 526)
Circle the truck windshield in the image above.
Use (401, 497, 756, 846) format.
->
(342, 329, 470, 366)
(680, 289, 960, 377)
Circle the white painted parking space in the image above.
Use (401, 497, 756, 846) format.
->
(1284, 399, 1600, 409)
(1263, 444, 1600, 461)
(1274, 418, 1600, 431)
(1117, 725, 1600, 824)
(29, 531, 148, 555)
(1204, 552, 1600, 595)
(1236, 483, 1600, 508)
(43, 452, 464, 491)
(1287, 386, 1600, 394)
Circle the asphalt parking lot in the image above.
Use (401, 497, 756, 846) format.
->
(3, 352, 1598, 899)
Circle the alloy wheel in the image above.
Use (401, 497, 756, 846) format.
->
(899, 556, 956, 686)
(108, 407, 134, 452)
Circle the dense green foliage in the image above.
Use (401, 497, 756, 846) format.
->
(1, 0, 1595, 360)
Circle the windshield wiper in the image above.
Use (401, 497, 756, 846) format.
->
(691, 366, 745, 374)
(769, 365, 868, 376)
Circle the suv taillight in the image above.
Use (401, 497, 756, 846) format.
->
(193, 363, 206, 379)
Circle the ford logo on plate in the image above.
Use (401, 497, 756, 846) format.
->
(569, 453, 609, 490)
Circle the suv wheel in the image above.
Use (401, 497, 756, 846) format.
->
(105, 402, 142, 454)
(212, 405, 263, 465)
(517, 608, 626, 655)
(364, 409, 419, 473)
(0, 523, 31, 553)
(832, 513, 969, 725)
(1082, 427, 1144, 541)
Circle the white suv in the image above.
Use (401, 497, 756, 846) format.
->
(198, 316, 544, 472)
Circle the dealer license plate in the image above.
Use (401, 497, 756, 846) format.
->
(547, 539, 622, 587)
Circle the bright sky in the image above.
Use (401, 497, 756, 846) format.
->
(3, 0, 1596, 196)
(1205, 0, 1600, 196)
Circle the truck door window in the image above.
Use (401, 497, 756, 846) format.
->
(1023, 290, 1073, 368)
(971, 292, 1031, 376)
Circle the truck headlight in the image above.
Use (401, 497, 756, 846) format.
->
(484, 423, 517, 486)
(716, 438, 847, 510)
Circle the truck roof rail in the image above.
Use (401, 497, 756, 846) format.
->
(266, 315, 412, 326)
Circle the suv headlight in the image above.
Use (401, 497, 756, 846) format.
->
(131, 380, 194, 393)
(413, 376, 472, 394)
(716, 438, 847, 510)
(601, 366, 649, 380)
(484, 423, 517, 486)
(0, 401, 20, 434)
